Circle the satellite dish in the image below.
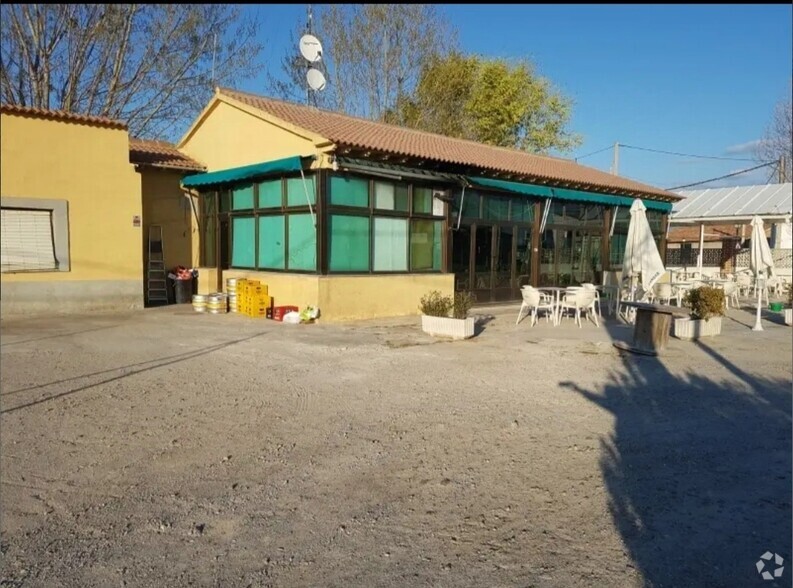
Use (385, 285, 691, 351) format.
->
(306, 68, 326, 91)
(299, 34, 323, 63)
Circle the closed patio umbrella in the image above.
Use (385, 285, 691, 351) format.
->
(750, 215, 775, 331)
(622, 199, 666, 299)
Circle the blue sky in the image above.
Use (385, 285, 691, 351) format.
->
(241, 4, 792, 191)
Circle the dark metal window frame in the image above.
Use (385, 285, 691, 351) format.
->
(199, 173, 319, 274)
(326, 171, 446, 275)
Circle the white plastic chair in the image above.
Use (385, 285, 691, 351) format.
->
(766, 276, 782, 297)
(722, 281, 740, 309)
(516, 287, 556, 327)
(581, 283, 602, 318)
(558, 288, 599, 328)
(735, 273, 752, 296)
(653, 282, 673, 306)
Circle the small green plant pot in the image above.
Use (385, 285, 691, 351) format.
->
(769, 302, 784, 312)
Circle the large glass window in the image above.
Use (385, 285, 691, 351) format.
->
(374, 181, 409, 211)
(452, 189, 481, 219)
(410, 219, 442, 271)
(563, 203, 604, 226)
(330, 176, 369, 207)
(232, 183, 254, 210)
(287, 214, 316, 270)
(232, 217, 256, 267)
(412, 187, 434, 214)
(516, 228, 532, 287)
(258, 179, 282, 208)
(512, 198, 534, 222)
(258, 215, 285, 269)
(286, 176, 316, 207)
(329, 215, 370, 271)
(610, 207, 631, 267)
(373, 217, 408, 271)
(646, 210, 665, 249)
(326, 174, 446, 274)
(483, 196, 510, 221)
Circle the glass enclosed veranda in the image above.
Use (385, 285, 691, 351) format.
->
(188, 157, 671, 305)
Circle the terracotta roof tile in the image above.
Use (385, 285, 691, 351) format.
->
(218, 87, 679, 202)
(130, 138, 205, 172)
(0, 103, 127, 130)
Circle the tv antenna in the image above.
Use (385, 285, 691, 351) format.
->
(299, 5, 326, 106)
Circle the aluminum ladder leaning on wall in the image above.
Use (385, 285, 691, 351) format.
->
(146, 225, 169, 306)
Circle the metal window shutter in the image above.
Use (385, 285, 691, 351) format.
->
(1, 208, 58, 271)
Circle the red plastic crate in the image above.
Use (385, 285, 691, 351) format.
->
(272, 305, 299, 321)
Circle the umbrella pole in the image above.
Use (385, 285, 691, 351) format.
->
(752, 274, 763, 331)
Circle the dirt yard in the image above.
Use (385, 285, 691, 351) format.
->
(1, 304, 791, 587)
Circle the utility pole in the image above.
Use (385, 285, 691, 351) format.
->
(611, 142, 620, 176)
(305, 5, 312, 107)
(779, 156, 787, 183)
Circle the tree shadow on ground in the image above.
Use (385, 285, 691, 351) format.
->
(562, 318, 792, 587)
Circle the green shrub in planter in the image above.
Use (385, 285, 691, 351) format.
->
(419, 290, 453, 317)
(684, 286, 726, 320)
(452, 291, 475, 319)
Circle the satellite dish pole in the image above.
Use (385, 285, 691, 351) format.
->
(299, 5, 325, 107)
(306, 5, 312, 105)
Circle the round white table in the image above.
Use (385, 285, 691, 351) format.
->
(536, 287, 567, 326)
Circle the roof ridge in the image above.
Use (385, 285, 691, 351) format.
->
(1, 103, 127, 130)
(215, 87, 677, 200)
(130, 137, 178, 148)
(218, 87, 580, 165)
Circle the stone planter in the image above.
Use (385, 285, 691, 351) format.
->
(673, 316, 722, 340)
(421, 315, 475, 340)
(785, 308, 792, 326)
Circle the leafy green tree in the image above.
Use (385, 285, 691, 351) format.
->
(385, 52, 479, 137)
(395, 54, 581, 154)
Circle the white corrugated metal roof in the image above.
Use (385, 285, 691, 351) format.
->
(671, 183, 791, 222)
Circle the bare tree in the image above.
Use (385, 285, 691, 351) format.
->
(270, 5, 457, 121)
(756, 88, 792, 181)
(0, 4, 262, 139)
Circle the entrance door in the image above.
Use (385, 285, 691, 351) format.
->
(453, 223, 526, 303)
(493, 225, 514, 301)
(472, 225, 493, 302)
(540, 228, 602, 286)
(452, 225, 472, 292)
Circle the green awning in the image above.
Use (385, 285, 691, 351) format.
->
(466, 176, 673, 212)
(182, 155, 312, 188)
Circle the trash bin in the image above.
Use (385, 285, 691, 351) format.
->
(173, 277, 195, 304)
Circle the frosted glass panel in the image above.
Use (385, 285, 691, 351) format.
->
(231, 217, 255, 267)
(373, 218, 408, 271)
(258, 215, 285, 269)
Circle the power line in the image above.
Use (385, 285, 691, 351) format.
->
(666, 162, 776, 191)
(574, 145, 612, 162)
(620, 143, 762, 163)
(764, 162, 780, 184)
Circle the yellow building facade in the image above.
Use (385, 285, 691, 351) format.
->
(177, 89, 676, 323)
(1, 107, 143, 316)
(180, 92, 454, 322)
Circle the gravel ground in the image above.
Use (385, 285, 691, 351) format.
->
(1, 304, 790, 588)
